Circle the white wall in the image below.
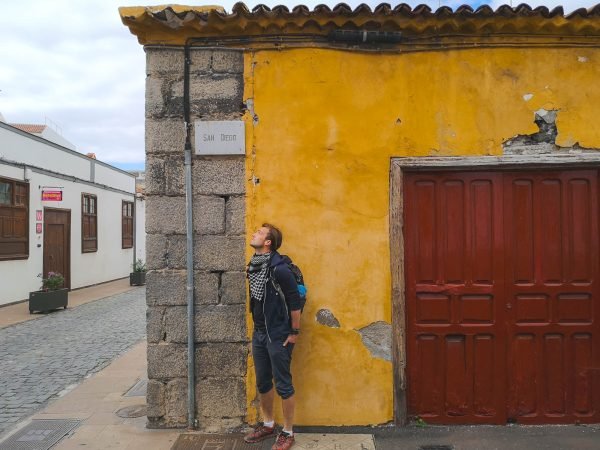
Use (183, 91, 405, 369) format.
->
(94, 163, 135, 193)
(0, 125, 90, 179)
(0, 166, 137, 305)
(40, 127, 77, 151)
(0, 123, 135, 193)
(0, 124, 141, 306)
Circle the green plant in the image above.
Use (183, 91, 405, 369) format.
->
(414, 416, 427, 428)
(39, 272, 65, 291)
(132, 259, 147, 273)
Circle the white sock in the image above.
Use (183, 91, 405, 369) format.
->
(263, 420, 274, 428)
(283, 429, 293, 436)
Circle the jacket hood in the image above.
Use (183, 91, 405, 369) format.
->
(269, 251, 288, 268)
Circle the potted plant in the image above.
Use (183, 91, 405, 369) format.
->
(130, 259, 147, 286)
(29, 272, 68, 314)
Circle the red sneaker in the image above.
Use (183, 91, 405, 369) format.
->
(243, 423, 276, 443)
(271, 431, 295, 450)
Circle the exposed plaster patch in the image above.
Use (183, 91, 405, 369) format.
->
(522, 93, 533, 101)
(503, 109, 559, 154)
(316, 309, 341, 328)
(244, 98, 259, 125)
(578, 56, 589, 63)
(535, 108, 558, 125)
(356, 321, 392, 362)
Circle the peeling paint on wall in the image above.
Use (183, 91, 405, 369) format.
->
(523, 93, 534, 101)
(503, 109, 558, 154)
(316, 309, 341, 328)
(356, 321, 392, 362)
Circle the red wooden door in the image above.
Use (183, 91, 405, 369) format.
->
(404, 172, 507, 424)
(504, 171, 600, 423)
(43, 208, 71, 289)
(404, 169, 600, 425)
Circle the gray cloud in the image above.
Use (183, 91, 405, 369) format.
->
(0, 0, 594, 168)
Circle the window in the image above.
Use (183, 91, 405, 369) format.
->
(0, 176, 29, 260)
(82, 193, 97, 252)
(122, 201, 134, 249)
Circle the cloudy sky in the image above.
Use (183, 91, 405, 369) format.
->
(0, 0, 595, 170)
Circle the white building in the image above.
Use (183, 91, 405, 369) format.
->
(0, 120, 145, 306)
(9, 123, 77, 151)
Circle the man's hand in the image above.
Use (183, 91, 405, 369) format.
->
(283, 334, 298, 346)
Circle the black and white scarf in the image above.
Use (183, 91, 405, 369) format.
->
(248, 253, 271, 301)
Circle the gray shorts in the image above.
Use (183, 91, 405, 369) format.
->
(252, 329, 295, 399)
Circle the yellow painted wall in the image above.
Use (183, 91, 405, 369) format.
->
(243, 47, 600, 425)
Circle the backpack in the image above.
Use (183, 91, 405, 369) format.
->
(272, 255, 307, 312)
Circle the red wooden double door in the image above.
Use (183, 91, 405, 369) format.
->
(404, 169, 600, 424)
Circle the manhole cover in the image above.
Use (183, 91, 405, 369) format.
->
(124, 378, 148, 397)
(171, 434, 258, 450)
(115, 404, 147, 418)
(0, 419, 80, 450)
(419, 446, 454, 450)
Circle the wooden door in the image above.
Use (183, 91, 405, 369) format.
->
(504, 170, 600, 423)
(43, 208, 71, 289)
(403, 169, 600, 425)
(404, 172, 507, 424)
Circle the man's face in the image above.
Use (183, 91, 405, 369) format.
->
(250, 226, 271, 250)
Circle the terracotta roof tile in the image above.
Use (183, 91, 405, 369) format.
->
(10, 123, 47, 134)
(120, 3, 600, 45)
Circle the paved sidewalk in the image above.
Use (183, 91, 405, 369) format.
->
(2, 281, 599, 449)
(4, 341, 375, 450)
(37, 341, 179, 450)
(2, 331, 600, 450)
(0, 278, 134, 329)
(0, 286, 145, 438)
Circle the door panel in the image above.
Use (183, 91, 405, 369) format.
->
(504, 170, 600, 423)
(404, 169, 600, 424)
(404, 172, 506, 424)
(43, 209, 71, 289)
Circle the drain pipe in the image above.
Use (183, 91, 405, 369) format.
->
(183, 42, 197, 430)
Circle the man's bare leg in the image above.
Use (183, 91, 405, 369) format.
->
(244, 388, 277, 443)
(282, 394, 295, 432)
(260, 388, 275, 423)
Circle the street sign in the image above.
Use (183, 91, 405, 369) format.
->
(194, 120, 245, 155)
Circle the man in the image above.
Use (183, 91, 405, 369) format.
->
(244, 223, 302, 450)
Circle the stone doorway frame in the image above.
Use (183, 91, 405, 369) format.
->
(389, 152, 600, 425)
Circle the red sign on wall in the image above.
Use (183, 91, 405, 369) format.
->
(36, 223, 42, 234)
(36, 210, 43, 221)
(42, 190, 62, 201)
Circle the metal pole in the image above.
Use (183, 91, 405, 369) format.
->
(183, 43, 197, 430)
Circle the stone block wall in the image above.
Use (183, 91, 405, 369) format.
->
(144, 47, 247, 431)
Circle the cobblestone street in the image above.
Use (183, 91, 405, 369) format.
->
(0, 288, 146, 437)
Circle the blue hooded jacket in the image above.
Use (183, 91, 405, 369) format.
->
(249, 251, 302, 342)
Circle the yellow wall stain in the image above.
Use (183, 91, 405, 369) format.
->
(243, 47, 600, 425)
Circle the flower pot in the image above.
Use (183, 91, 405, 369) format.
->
(130, 272, 146, 286)
(29, 288, 68, 314)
